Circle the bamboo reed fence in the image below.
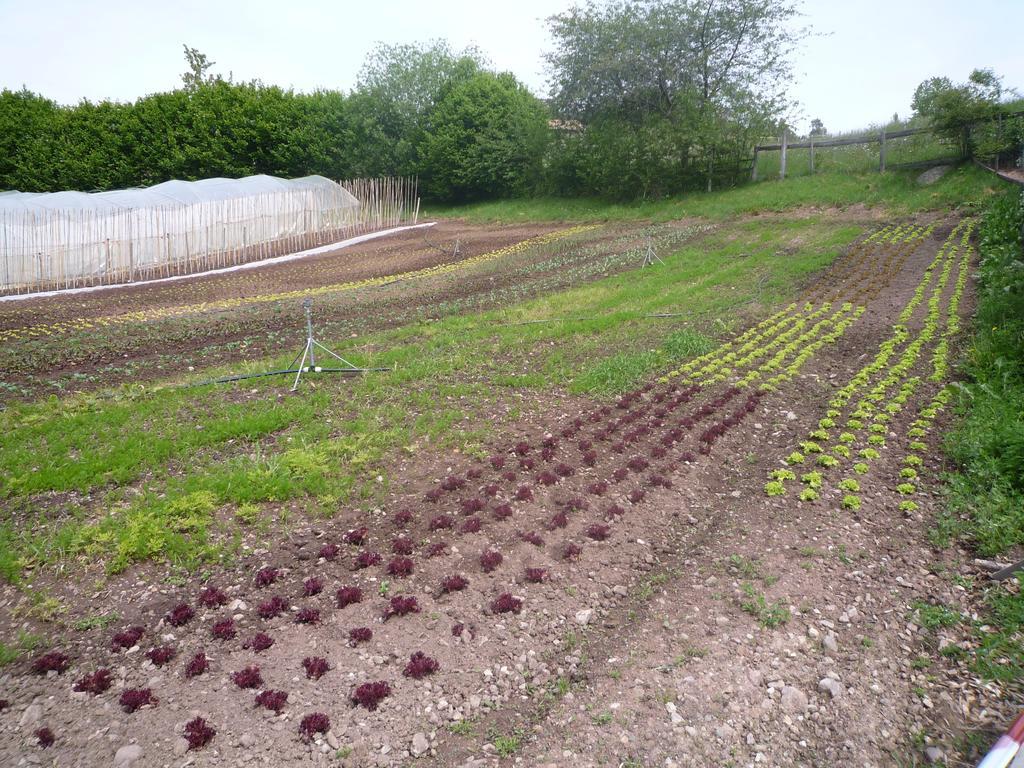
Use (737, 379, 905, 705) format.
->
(0, 175, 419, 296)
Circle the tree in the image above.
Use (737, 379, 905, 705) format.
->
(809, 118, 826, 136)
(545, 0, 806, 197)
(351, 40, 486, 176)
(181, 45, 220, 91)
(911, 69, 1012, 157)
(417, 72, 549, 201)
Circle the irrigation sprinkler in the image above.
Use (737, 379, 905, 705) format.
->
(641, 237, 664, 268)
(200, 298, 390, 391)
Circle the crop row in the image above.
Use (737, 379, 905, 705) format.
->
(764, 220, 974, 506)
(0, 226, 599, 342)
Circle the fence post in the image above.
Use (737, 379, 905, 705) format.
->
(809, 136, 815, 174)
(879, 128, 887, 172)
(751, 148, 759, 181)
(780, 130, 788, 180)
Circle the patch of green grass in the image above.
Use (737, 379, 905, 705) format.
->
(447, 720, 475, 737)
(72, 613, 121, 631)
(912, 600, 961, 630)
(739, 583, 790, 628)
(492, 730, 522, 757)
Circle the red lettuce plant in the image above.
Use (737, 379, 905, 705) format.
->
(393, 509, 414, 527)
(647, 474, 671, 488)
(563, 496, 588, 512)
(605, 503, 626, 518)
(651, 446, 667, 459)
(577, 439, 593, 452)
(354, 550, 382, 569)
(119, 688, 157, 713)
(73, 668, 112, 695)
(299, 712, 331, 738)
(294, 607, 320, 624)
(302, 577, 324, 597)
(247, 633, 274, 652)
(31, 651, 69, 675)
(336, 586, 362, 608)
(587, 480, 608, 496)
(184, 652, 210, 678)
(612, 441, 627, 454)
(145, 645, 176, 667)
(524, 567, 547, 583)
(627, 456, 649, 472)
(562, 542, 583, 560)
(536, 470, 557, 486)
(387, 556, 414, 577)
(318, 542, 340, 560)
(611, 468, 628, 483)
(491, 593, 523, 614)
(467, 466, 483, 479)
(302, 656, 330, 680)
(519, 530, 544, 546)
(492, 503, 513, 520)
(513, 441, 531, 456)
(35, 727, 55, 748)
(255, 566, 279, 588)
(490, 454, 506, 470)
(429, 514, 454, 531)
(212, 618, 237, 639)
(183, 717, 215, 750)
(460, 497, 485, 514)
(479, 549, 503, 572)
(392, 537, 415, 555)
(351, 682, 391, 711)
(628, 488, 647, 503)
(343, 526, 369, 545)
(349, 627, 373, 644)
(582, 450, 598, 467)
(543, 435, 559, 449)
(440, 475, 467, 491)
(554, 462, 575, 478)
(426, 541, 449, 557)
(514, 485, 534, 502)
(483, 483, 500, 497)
(403, 651, 440, 679)
(0, 700, 8, 711)
(501, 470, 517, 482)
(547, 511, 569, 530)
(384, 595, 420, 620)
(460, 516, 482, 534)
(680, 450, 696, 463)
(197, 586, 229, 607)
(519, 457, 536, 470)
(425, 487, 443, 503)
(255, 689, 289, 713)
(231, 666, 263, 689)
(257, 596, 289, 619)
(441, 574, 469, 594)
(451, 623, 465, 637)
(166, 602, 195, 627)
(540, 445, 556, 462)
(586, 524, 611, 541)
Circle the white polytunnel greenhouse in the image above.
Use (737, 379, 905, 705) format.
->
(0, 175, 419, 296)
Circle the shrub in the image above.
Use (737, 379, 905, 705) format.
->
(184, 653, 210, 678)
(491, 593, 523, 614)
(145, 645, 176, 667)
(119, 688, 157, 713)
(349, 627, 373, 644)
(480, 549, 503, 572)
(351, 682, 391, 711)
(197, 586, 229, 607)
(73, 668, 112, 695)
(336, 586, 363, 608)
(403, 651, 440, 679)
(255, 690, 289, 713)
(166, 603, 195, 627)
(31, 651, 69, 675)
(302, 656, 330, 680)
(299, 712, 331, 738)
(183, 717, 215, 750)
(231, 666, 263, 689)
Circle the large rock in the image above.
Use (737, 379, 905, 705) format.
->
(411, 732, 430, 757)
(113, 744, 144, 768)
(780, 685, 808, 713)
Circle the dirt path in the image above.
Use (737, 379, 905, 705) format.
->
(0, 216, 1003, 767)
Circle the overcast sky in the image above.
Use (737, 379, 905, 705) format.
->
(1, 0, 1021, 134)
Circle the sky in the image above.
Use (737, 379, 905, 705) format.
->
(1, 0, 1021, 135)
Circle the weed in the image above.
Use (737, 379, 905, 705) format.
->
(740, 583, 790, 628)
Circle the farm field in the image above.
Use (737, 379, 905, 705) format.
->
(0, 167, 1018, 767)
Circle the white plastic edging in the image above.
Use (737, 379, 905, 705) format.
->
(0, 222, 438, 303)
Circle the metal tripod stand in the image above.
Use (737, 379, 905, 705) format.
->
(641, 237, 664, 268)
(204, 299, 389, 390)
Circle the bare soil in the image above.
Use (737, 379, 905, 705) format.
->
(0, 214, 1013, 768)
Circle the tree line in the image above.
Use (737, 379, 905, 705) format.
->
(3, 1, 1017, 202)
